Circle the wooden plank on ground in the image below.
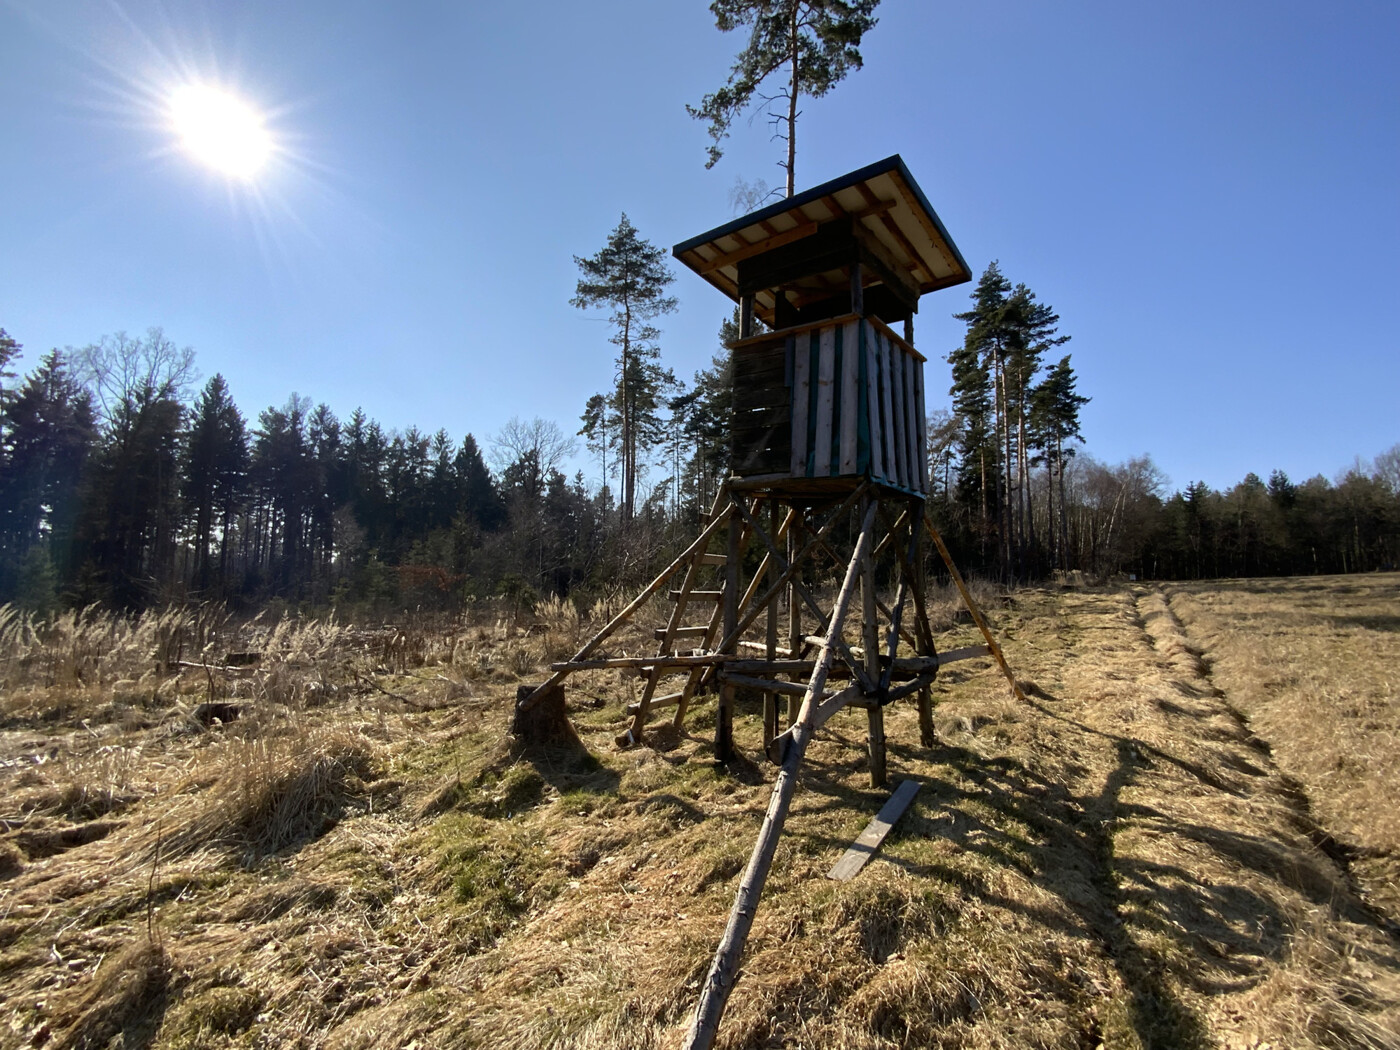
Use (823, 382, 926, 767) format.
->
(826, 779, 921, 881)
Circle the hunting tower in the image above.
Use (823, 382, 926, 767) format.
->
(672, 154, 971, 494)
(522, 157, 990, 790)
(520, 158, 1017, 1050)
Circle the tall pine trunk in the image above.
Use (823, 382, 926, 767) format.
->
(786, 3, 798, 198)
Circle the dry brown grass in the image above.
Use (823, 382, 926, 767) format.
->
(1164, 574, 1400, 920)
(1, 583, 1398, 1050)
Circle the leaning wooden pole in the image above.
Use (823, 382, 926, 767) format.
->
(922, 514, 1027, 703)
(682, 503, 879, 1050)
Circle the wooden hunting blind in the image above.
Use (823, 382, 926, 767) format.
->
(520, 157, 1018, 1050)
(672, 154, 972, 493)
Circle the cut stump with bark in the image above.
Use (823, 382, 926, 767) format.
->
(512, 683, 581, 749)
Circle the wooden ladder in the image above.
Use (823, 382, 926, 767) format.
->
(618, 505, 731, 745)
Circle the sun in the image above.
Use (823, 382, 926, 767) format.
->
(170, 83, 272, 179)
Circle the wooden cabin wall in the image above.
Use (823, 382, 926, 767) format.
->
(730, 343, 792, 475)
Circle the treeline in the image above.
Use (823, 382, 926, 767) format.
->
(931, 262, 1400, 581)
(0, 327, 732, 614)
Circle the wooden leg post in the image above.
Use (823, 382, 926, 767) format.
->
(861, 497, 887, 788)
(786, 510, 802, 728)
(717, 493, 741, 762)
(763, 500, 780, 748)
(913, 513, 936, 747)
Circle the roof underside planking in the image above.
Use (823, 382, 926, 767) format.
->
(673, 155, 972, 327)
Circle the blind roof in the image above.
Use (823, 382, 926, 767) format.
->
(672, 155, 972, 308)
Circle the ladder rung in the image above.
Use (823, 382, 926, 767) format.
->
(700, 553, 726, 566)
(625, 692, 684, 715)
(655, 625, 709, 639)
(670, 589, 723, 601)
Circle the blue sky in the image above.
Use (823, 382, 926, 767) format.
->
(1, 0, 1396, 493)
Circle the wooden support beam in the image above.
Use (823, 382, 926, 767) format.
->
(912, 512, 935, 747)
(721, 673, 816, 697)
(879, 502, 937, 657)
(683, 503, 878, 1050)
(860, 496, 887, 788)
(923, 514, 1028, 703)
(655, 625, 711, 640)
(626, 692, 684, 715)
(764, 500, 780, 749)
(787, 514, 802, 728)
(738, 639, 793, 657)
(622, 487, 732, 744)
(551, 654, 727, 672)
(699, 221, 819, 275)
(718, 495, 741, 760)
(698, 482, 869, 691)
(730, 496, 875, 694)
(671, 589, 724, 602)
(797, 520, 920, 652)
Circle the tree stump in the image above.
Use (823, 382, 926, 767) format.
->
(512, 684, 581, 749)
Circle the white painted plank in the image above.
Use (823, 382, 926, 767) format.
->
(864, 323, 884, 481)
(812, 325, 836, 477)
(914, 361, 928, 492)
(880, 333, 900, 488)
(839, 320, 860, 475)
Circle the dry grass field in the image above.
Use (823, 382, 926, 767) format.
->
(1, 576, 1398, 1050)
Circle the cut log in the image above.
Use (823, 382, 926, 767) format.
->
(512, 684, 580, 749)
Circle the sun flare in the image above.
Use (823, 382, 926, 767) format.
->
(170, 83, 271, 179)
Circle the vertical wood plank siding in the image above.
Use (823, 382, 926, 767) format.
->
(732, 318, 926, 494)
(890, 336, 909, 489)
(903, 351, 918, 494)
(790, 334, 810, 478)
(839, 320, 859, 475)
(812, 326, 836, 477)
(914, 361, 928, 491)
(864, 324, 884, 481)
(879, 331, 900, 488)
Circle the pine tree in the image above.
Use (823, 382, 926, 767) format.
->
(572, 215, 677, 522)
(0, 328, 22, 406)
(73, 330, 194, 607)
(952, 263, 1013, 573)
(689, 0, 880, 196)
(0, 351, 95, 600)
(182, 375, 248, 591)
(1004, 283, 1069, 570)
(1029, 355, 1088, 570)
